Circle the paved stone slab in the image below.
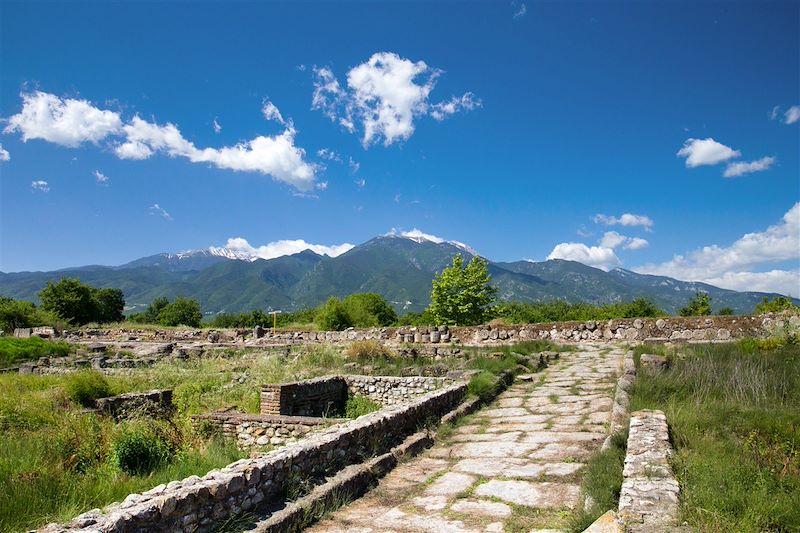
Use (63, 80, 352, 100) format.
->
(450, 499, 512, 518)
(473, 479, 580, 508)
(424, 472, 476, 496)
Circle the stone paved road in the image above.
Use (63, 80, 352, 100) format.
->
(307, 344, 625, 533)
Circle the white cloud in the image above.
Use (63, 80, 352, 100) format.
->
(0, 144, 9, 162)
(354, 178, 366, 188)
(148, 203, 173, 221)
(593, 212, 654, 230)
(677, 138, 741, 167)
(5, 91, 319, 191)
(785, 105, 800, 125)
(93, 169, 109, 184)
(513, 2, 527, 19)
(702, 270, 800, 297)
(316, 181, 328, 191)
(212, 118, 222, 134)
(723, 156, 776, 178)
(30, 180, 49, 192)
(430, 92, 482, 121)
(348, 157, 360, 174)
(386, 228, 478, 254)
(624, 237, 649, 250)
(222, 237, 354, 260)
(311, 52, 479, 146)
(635, 202, 800, 295)
(261, 100, 287, 126)
(770, 105, 781, 120)
(316, 148, 342, 162)
(547, 243, 621, 271)
(4, 91, 122, 147)
(599, 231, 627, 249)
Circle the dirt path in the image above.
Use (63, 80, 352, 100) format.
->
(306, 344, 625, 533)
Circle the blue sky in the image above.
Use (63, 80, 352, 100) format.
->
(1, 1, 798, 296)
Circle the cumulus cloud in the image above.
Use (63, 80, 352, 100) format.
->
(222, 237, 354, 260)
(635, 202, 800, 295)
(93, 169, 109, 185)
(702, 270, 800, 297)
(677, 138, 741, 167)
(311, 52, 479, 146)
(0, 144, 9, 161)
(4, 91, 319, 191)
(723, 156, 776, 178)
(624, 237, 649, 250)
(785, 105, 800, 125)
(30, 180, 49, 192)
(599, 231, 627, 249)
(593, 213, 654, 230)
(4, 91, 122, 147)
(547, 243, 621, 271)
(148, 203, 173, 221)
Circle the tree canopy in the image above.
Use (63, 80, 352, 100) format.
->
(38, 278, 125, 325)
(427, 254, 498, 326)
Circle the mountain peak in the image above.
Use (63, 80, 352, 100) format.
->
(383, 228, 478, 255)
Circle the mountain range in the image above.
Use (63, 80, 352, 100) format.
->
(0, 235, 793, 315)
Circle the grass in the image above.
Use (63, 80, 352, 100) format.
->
(629, 339, 800, 532)
(0, 337, 74, 368)
(566, 430, 627, 532)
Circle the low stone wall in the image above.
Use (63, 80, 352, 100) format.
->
(96, 389, 173, 419)
(56, 314, 793, 350)
(344, 375, 451, 406)
(260, 377, 347, 417)
(42, 382, 467, 533)
(618, 410, 680, 532)
(193, 412, 337, 449)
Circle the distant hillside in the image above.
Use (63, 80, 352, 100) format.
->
(0, 235, 793, 315)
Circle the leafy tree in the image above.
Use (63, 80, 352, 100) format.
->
(39, 278, 98, 325)
(0, 297, 58, 332)
(94, 288, 125, 323)
(156, 297, 202, 327)
(316, 297, 353, 331)
(717, 307, 735, 316)
(428, 254, 498, 326)
(754, 296, 799, 315)
(342, 293, 398, 327)
(679, 292, 712, 317)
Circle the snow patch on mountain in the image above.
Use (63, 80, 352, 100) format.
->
(174, 238, 355, 262)
(385, 228, 478, 255)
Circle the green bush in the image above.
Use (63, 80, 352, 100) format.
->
(489, 298, 664, 325)
(344, 395, 381, 419)
(754, 296, 800, 315)
(110, 422, 173, 475)
(0, 297, 60, 332)
(679, 292, 712, 317)
(467, 371, 498, 403)
(341, 293, 397, 327)
(316, 297, 352, 331)
(65, 371, 112, 408)
(38, 278, 125, 326)
(157, 297, 202, 327)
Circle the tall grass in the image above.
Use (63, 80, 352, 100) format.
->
(630, 341, 800, 532)
(0, 337, 74, 368)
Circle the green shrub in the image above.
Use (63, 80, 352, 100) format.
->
(754, 296, 800, 315)
(111, 422, 173, 475)
(341, 293, 397, 327)
(157, 297, 202, 327)
(316, 297, 352, 331)
(467, 371, 498, 403)
(65, 371, 112, 408)
(679, 292, 712, 317)
(344, 395, 381, 419)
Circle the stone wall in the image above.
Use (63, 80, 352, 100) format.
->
(193, 412, 336, 449)
(56, 314, 793, 350)
(345, 375, 451, 406)
(41, 382, 467, 533)
(618, 410, 680, 532)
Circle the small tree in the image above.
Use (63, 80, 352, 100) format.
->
(316, 297, 352, 331)
(427, 254, 498, 326)
(679, 292, 712, 317)
(94, 288, 125, 323)
(754, 296, 799, 315)
(39, 278, 98, 325)
(717, 307, 734, 316)
(157, 297, 202, 327)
